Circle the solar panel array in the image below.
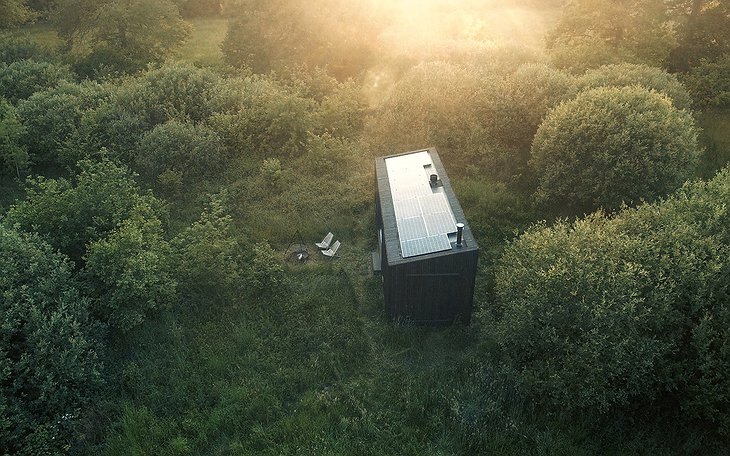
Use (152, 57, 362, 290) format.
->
(385, 151, 458, 258)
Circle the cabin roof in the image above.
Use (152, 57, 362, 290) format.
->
(376, 148, 478, 265)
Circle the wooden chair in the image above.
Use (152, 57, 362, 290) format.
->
(321, 240, 340, 259)
(315, 232, 334, 249)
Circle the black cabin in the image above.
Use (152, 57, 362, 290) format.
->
(374, 148, 479, 325)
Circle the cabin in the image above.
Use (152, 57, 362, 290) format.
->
(374, 148, 479, 325)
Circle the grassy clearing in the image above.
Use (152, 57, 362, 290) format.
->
(179, 17, 228, 67)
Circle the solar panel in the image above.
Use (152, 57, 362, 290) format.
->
(401, 234, 452, 258)
(397, 216, 428, 240)
(385, 150, 460, 258)
(424, 211, 456, 236)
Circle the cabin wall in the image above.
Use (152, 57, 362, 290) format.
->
(383, 249, 478, 324)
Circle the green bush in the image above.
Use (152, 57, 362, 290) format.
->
(0, 59, 75, 104)
(0, 35, 54, 64)
(491, 167, 730, 432)
(682, 55, 730, 109)
(4, 158, 164, 264)
(530, 86, 701, 215)
(208, 76, 314, 158)
(0, 225, 103, 455)
(16, 81, 108, 167)
(577, 63, 693, 111)
(82, 203, 177, 332)
(136, 120, 227, 189)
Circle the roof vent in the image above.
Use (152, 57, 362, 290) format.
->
(456, 223, 464, 247)
(429, 173, 438, 187)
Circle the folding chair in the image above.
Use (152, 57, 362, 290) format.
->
(315, 232, 334, 249)
(321, 240, 340, 259)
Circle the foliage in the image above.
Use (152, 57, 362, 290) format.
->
(208, 75, 314, 158)
(577, 63, 693, 110)
(4, 157, 163, 264)
(0, 96, 28, 176)
(667, 0, 730, 72)
(82, 203, 177, 332)
(16, 80, 108, 167)
(0, 0, 37, 28)
(171, 196, 242, 301)
(530, 86, 701, 214)
(0, 225, 103, 455)
(0, 35, 53, 64)
(682, 54, 730, 109)
(245, 241, 285, 294)
(547, 0, 676, 69)
(0, 58, 75, 103)
(135, 120, 227, 190)
(63, 63, 220, 165)
(221, 0, 378, 79)
(366, 62, 504, 178)
(64, 0, 191, 76)
(491, 167, 730, 434)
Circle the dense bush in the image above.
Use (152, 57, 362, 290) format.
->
(502, 63, 576, 158)
(0, 59, 75, 103)
(171, 196, 243, 301)
(209, 75, 315, 158)
(222, 0, 378, 79)
(16, 81, 108, 167)
(82, 203, 177, 331)
(530, 86, 701, 214)
(682, 55, 730, 109)
(365, 61, 509, 177)
(0, 96, 28, 176)
(4, 158, 163, 264)
(577, 63, 693, 110)
(0, 35, 54, 64)
(491, 167, 730, 432)
(136, 120, 227, 191)
(0, 225, 103, 455)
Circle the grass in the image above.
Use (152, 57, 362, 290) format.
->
(178, 17, 228, 67)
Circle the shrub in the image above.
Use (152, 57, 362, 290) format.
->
(135, 120, 227, 189)
(0, 59, 75, 104)
(0, 225, 103, 455)
(491, 167, 730, 432)
(16, 81, 108, 167)
(577, 63, 693, 110)
(682, 55, 730, 110)
(530, 86, 701, 215)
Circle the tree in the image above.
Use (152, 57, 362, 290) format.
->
(0, 225, 103, 455)
(16, 80, 107, 168)
(0, 0, 36, 28)
(135, 120, 227, 192)
(667, 0, 730, 72)
(682, 54, 730, 109)
(54, 0, 190, 76)
(171, 195, 243, 302)
(0, 59, 75, 103)
(0, 96, 28, 176)
(222, 0, 378, 79)
(547, 0, 677, 70)
(530, 86, 701, 214)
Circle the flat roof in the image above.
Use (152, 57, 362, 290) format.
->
(385, 151, 457, 258)
(376, 148, 478, 264)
